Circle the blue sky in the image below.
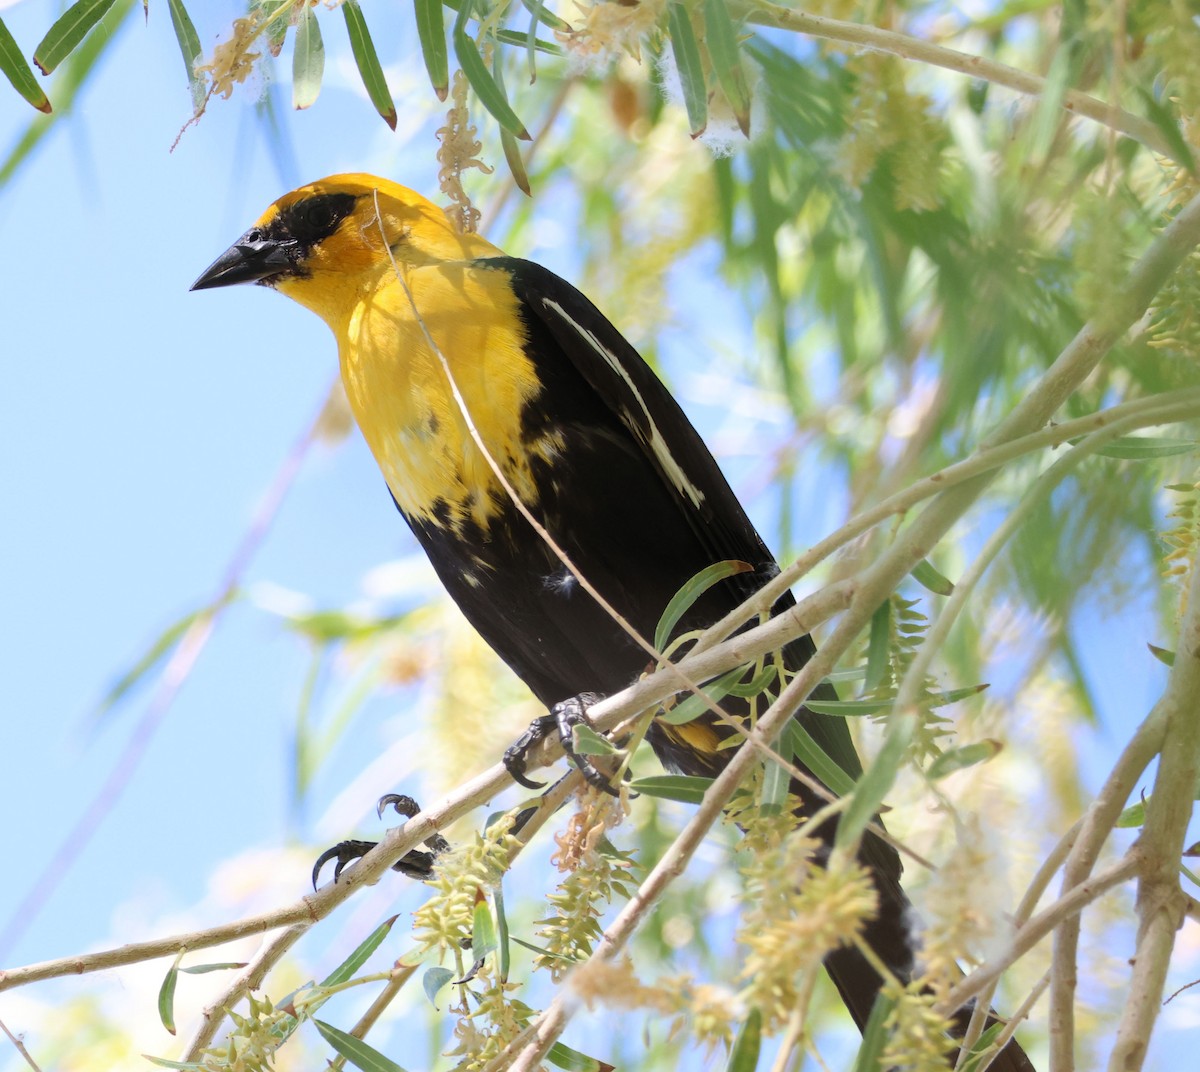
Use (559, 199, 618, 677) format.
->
(2, 2, 1198, 1069)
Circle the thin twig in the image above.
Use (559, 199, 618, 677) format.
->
(738, 2, 1183, 164)
(0, 1016, 43, 1072)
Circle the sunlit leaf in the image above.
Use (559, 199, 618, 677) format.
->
(627, 774, 713, 804)
(703, 0, 750, 136)
(314, 1020, 410, 1072)
(321, 915, 398, 986)
(166, 0, 204, 112)
(667, 1, 707, 136)
(911, 558, 955, 596)
(413, 0, 449, 99)
(33, 0, 118, 75)
(0, 17, 50, 111)
(343, 1, 396, 129)
(293, 5, 325, 110)
(453, 0, 530, 139)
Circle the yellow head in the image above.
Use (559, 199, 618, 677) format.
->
(191, 173, 501, 326)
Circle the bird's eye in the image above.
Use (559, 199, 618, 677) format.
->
(298, 199, 334, 231)
(287, 192, 356, 243)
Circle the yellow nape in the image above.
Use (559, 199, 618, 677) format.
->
(263, 174, 557, 533)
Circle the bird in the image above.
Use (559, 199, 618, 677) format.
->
(193, 174, 1033, 1069)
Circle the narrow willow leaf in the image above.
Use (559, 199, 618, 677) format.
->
(851, 990, 896, 1072)
(667, 1, 707, 136)
(422, 965, 455, 1007)
(957, 1023, 1010, 1072)
(144, 1059, 205, 1070)
(807, 683, 987, 717)
(178, 961, 247, 974)
(441, 0, 564, 55)
(926, 739, 1002, 781)
(494, 883, 511, 981)
(547, 1040, 615, 1071)
(836, 714, 913, 852)
(492, 49, 531, 194)
(292, 5, 324, 111)
(1092, 435, 1197, 460)
(780, 720, 857, 797)
(660, 664, 748, 725)
(472, 893, 498, 961)
(157, 954, 183, 1035)
(627, 774, 713, 804)
(166, 0, 204, 112)
(726, 662, 777, 697)
(760, 753, 789, 814)
(703, 0, 750, 136)
(572, 723, 618, 754)
(0, 17, 50, 111)
(95, 604, 211, 719)
(725, 1006, 762, 1072)
(33, 0, 117, 75)
(518, 0, 570, 32)
(655, 559, 751, 651)
(509, 935, 578, 961)
(1148, 643, 1175, 666)
(321, 915, 398, 986)
(343, 0, 396, 129)
(911, 557, 955, 595)
(453, 0, 530, 139)
(314, 1020, 410, 1072)
(865, 600, 890, 692)
(413, 0, 449, 99)
(1136, 86, 1195, 174)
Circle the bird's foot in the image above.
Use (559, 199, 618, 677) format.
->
(502, 693, 620, 796)
(311, 793, 450, 888)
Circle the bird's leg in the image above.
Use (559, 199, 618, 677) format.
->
(311, 793, 450, 888)
(503, 693, 620, 796)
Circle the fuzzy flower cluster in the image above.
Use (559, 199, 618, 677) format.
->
(413, 813, 523, 957)
(443, 960, 539, 1072)
(916, 815, 1013, 1002)
(570, 957, 741, 1053)
(880, 980, 956, 1072)
(535, 789, 634, 980)
(197, 991, 287, 1072)
(1161, 481, 1200, 621)
(564, 0, 667, 66)
(737, 837, 877, 1032)
(437, 70, 493, 235)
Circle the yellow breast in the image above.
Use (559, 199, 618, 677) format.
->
(338, 261, 561, 532)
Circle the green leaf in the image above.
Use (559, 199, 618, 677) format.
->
(760, 749, 789, 813)
(492, 48, 531, 195)
(1136, 86, 1195, 174)
(957, 1022, 1010, 1072)
(422, 965, 456, 1007)
(178, 961, 247, 974)
(452, 0, 531, 139)
(1092, 436, 1197, 460)
(143, 1058, 205, 1070)
(166, 0, 204, 112)
(33, 0, 118, 76)
(292, 4, 325, 110)
(1148, 643, 1175, 666)
(865, 600, 890, 692)
(509, 935, 578, 962)
(780, 720, 857, 797)
(806, 683, 987, 717)
(0, 17, 50, 112)
(321, 915, 398, 987)
(413, 0, 449, 100)
(571, 723, 619, 755)
(725, 1006, 762, 1072)
(158, 953, 182, 1035)
(851, 989, 896, 1072)
(627, 774, 713, 804)
(343, 1, 396, 129)
(1116, 800, 1145, 828)
(925, 739, 1002, 781)
(494, 882, 512, 982)
(518, 0, 571, 32)
(547, 1040, 615, 1071)
(655, 559, 751, 651)
(95, 604, 213, 719)
(726, 663, 777, 697)
(314, 1020, 410, 1072)
(258, 0, 291, 58)
(911, 557, 955, 596)
(667, 1, 707, 137)
(835, 714, 913, 853)
(472, 893, 498, 961)
(703, 0, 750, 136)
(660, 664, 749, 725)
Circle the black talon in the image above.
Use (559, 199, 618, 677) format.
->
(502, 718, 553, 789)
(312, 793, 450, 887)
(505, 693, 620, 796)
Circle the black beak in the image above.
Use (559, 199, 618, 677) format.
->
(191, 231, 300, 291)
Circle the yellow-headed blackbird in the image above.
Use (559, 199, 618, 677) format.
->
(193, 175, 1032, 1069)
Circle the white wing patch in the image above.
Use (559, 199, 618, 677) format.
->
(542, 298, 706, 509)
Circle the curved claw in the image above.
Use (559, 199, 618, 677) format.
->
(312, 839, 378, 889)
(377, 792, 420, 820)
(553, 694, 620, 797)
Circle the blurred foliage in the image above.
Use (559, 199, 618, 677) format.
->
(6, 0, 1200, 1070)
